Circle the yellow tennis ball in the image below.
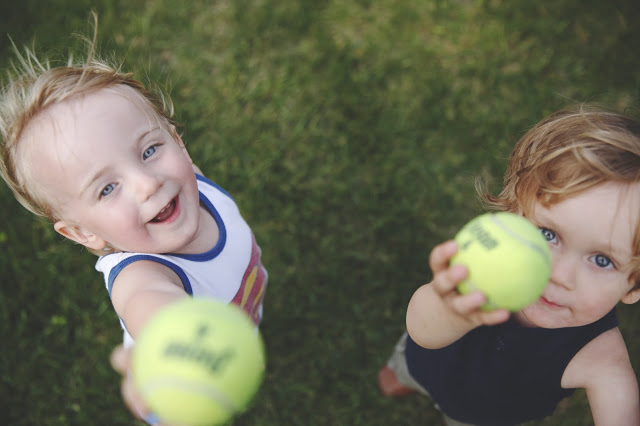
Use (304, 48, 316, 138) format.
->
(132, 298, 265, 426)
(451, 212, 551, 311)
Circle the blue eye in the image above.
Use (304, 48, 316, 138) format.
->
(540, 227, 557, 243)
(101, 183, 115, 197)
(591, 254, 613, 269)
(143, 146, 157, 160)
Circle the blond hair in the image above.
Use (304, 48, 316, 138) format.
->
(479, 104, 640, 287)
(0, 17, 176, 223)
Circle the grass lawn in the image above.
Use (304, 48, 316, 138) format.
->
(1, 1, 639, 425)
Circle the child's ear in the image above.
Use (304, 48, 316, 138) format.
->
(54, 221, 107, 251)
(621, 287, 640, 305)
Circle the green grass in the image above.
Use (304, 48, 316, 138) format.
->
(1, 0, 639, 425)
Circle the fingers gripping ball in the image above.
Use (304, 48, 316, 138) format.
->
(451, 212, 551, 311)
(132, 298, 265, 426)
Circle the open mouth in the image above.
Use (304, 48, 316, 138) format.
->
(151, 198, 177, 223)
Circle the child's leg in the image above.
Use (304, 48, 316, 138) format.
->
(378, 332, 429, 396)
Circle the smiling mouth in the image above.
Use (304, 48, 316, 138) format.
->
(151, 198, 177, 223)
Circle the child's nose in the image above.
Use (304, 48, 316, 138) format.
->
(549, 253, 575, 289)
(134, 172, 162, 202)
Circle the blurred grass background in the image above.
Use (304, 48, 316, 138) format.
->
(1, 0, 639, 425)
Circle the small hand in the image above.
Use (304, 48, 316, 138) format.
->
(110, 344, 163, 425)
(429, 240, 510, 327)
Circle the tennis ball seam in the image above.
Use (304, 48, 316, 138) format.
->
(142, 376, 239, 414)
(491, 214, 550, 268)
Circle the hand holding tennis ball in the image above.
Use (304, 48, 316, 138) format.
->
(132, 298, 265, 426)
(451, 212, 551, 311)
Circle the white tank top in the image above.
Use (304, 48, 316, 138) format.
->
(95, 174, 268, 346)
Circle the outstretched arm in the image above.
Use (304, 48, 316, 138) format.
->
(109, 261, 190, 425)
(406, 240, 510, 349)
(110, 260, 189, 339)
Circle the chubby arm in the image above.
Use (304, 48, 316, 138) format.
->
(406, 240, 510, 349)
(562, 328, 640, 425)
(108, 261, 189, 425)
(110, 260, 189, 339)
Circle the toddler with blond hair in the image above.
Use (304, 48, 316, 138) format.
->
(0, 24, 267, 424)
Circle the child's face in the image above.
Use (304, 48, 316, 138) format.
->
(18, 87, 202, 254)
(517, 182, 640, 328)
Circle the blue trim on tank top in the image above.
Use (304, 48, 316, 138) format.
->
(107, 255, 193, 295)
(105, 174, 229, 293)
